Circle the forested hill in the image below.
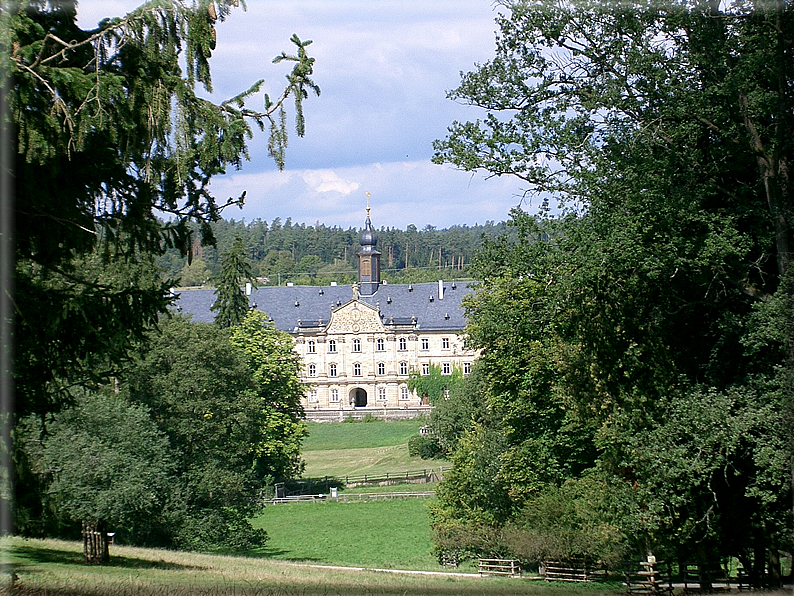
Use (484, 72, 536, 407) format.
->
(159, 218, 508, 287)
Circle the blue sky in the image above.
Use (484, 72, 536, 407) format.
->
(77, 1, 535, 230)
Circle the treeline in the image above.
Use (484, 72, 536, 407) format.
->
(159, 218, 508, 287)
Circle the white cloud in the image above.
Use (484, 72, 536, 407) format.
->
(301, 170, 360, 195)
(209, 160, 535, 229)
(76, 1, 530, 229)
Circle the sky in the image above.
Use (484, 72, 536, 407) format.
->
(76, 1, 535, 230)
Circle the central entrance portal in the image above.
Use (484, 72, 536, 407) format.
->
(350, 388, 368, 408)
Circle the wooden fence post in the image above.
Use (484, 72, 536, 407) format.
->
(81, 521, 109, 564)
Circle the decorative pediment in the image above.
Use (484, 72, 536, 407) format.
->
(326, 300, 384, 335)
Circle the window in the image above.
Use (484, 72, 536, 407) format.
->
(463, 362, 471, 375)
(443, 387, 450, 399)
(352, 338, 361, 352)
(377, 362, 386, 375)
(421, 338, 429, 350)
(308, 364, 316, 377)
(353, 363, 362, 376)
(441, 337, 450, 349)
(330, 388, 339, 402)
(399, 361, 408, 375)
(378, 387, 387, 401)
(329, 363, 337, 377)
(421, 363, 430, 376)
(442, 362, 451, 375)
(308, 389, 318, 403)
(307, 340, 316, 353)
(376, 338, 385, 351)
(328, 339, 337, 353)
(398, 337, 407, 351)
(400, 386, 409, 401)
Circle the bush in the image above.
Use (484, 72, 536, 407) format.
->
(408, 434, 444, 459)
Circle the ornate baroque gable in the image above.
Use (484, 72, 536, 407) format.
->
(326, 300, 384, 335)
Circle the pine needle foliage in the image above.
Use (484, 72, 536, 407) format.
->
(6, 0, 319, 417)
(211, 236, 256, 328)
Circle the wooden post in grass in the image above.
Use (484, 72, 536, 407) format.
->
(81, 521, 109, 564)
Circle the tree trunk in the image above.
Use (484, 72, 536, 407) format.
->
(81, 520, 109, 564)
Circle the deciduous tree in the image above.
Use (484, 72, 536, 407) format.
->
(431, 0, 793, 581)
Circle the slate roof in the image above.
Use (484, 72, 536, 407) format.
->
(174, 281, 474, 334)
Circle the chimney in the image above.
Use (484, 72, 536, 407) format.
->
(438, 280, 444, 300)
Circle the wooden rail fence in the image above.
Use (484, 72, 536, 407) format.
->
(478, 559, 521, 577)
(543, 560, 606, 583)
(269, 491, 435, 504)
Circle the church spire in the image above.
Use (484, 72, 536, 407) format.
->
(357, 192, 381, 296)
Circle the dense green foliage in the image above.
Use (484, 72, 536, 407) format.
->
(430, 0, 793, 586)
(160, 218, 508, 286)
(408, 364, 463, 404)
(17, 315, 306, 551)
(16, 390, 174, 543)
(407, 435, 444, 460)
(7, 0, 317, 556)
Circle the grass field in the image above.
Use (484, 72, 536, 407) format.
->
(301, 419, 451, 478)
(251, 498, 438, 570)
(302, 419, 427, 451)
(3, 536, 634, 596)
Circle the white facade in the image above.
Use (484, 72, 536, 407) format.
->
(296, 299, 475, 410)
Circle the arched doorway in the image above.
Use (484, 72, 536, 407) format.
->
(349, 388, 367, 407)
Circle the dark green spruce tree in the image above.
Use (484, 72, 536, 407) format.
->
(7, 0, 319, 419)
(211, 236, 256, 327)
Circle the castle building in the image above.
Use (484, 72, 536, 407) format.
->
(175, 208, 477, 414)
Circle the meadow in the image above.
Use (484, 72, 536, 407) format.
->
(251, 499, 438, 569)
(300, 419, 450, 479)
(11, 421, 786, 595)
(2, 536, 632, 596)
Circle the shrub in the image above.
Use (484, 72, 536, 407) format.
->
(408, 434, 444, 459)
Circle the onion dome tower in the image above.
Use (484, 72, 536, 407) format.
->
(357, 194, 381, 297)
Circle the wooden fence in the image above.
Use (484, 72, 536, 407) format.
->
(478, 559, 521, 577)
(342, 468, 443, 487)
(269, 491, 435, 504)
(543, 560, 606, 583)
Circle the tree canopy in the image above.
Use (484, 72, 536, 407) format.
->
(431, 0, 793, 585)
(6, 0, 318, 418)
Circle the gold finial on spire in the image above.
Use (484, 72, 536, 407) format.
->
(365, 191, 371, 217)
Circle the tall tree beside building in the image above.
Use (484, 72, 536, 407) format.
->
(431, 0, 793, 583)
(211, 236, 257, 327)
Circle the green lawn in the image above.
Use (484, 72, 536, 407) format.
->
(302, 419, 428, 450)
(251, 498, 440, 570)
(4, 536, 636, 596)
